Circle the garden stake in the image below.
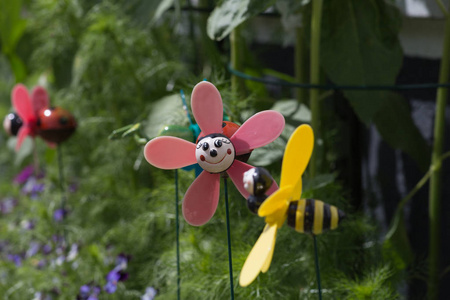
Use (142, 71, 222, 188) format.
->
(32, 138, 39, 176)
(223, 176, 235, 300)
(57, 145, 67, 242)
(175, 169, 181, 300)
(313, 235, 322, 300)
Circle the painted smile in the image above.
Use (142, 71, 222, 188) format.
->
(202, 154, 227, 165)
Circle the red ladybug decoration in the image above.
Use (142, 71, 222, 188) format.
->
(36, 107, 77, 144)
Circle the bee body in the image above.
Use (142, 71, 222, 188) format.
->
(287, 199, 345, 235)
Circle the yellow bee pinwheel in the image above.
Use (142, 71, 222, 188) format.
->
(239, 124, 345, 287)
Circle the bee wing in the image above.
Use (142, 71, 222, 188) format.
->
(12, 84, 35, 122)
(239, 223, 277, 287)
(260, 236, 275, 273)
(258, 186, 292, 217)
(30, 86, 49, 116)
(144, 136, 197, 169)
(191, 81, 223, 135)
(279, 124, 314, 190)
(230, 110, 285, 156)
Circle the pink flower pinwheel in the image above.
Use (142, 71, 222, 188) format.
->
(11, 84, 49, 150)
(144, 81, 285, 226)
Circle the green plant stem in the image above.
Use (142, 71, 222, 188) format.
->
(428, 13, 450, 300)
(436, 0, 448, 16)
(295, 27, 308, 105)
(309, 0, 323, 177)
(230, 26, 245, 96)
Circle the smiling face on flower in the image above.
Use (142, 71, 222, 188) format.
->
(196, 134, 235, 173)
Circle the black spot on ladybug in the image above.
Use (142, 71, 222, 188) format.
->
(36, 118, 41, 127)
(222, 122, 226, 127)
(59, 117, 68, 125)
(49, 106, 56, 111)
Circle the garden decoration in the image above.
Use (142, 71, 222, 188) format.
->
(11, 84, 76, 149)
(144, 81, 284, 299)
(11, 84, 76, 241)
(144, 81, 284, 226)
(239, 124, 345, 299)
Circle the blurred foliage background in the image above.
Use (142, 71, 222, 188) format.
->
(0, 0, 443, 299)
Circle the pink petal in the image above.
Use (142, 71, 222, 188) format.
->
(15, 126, 31, 151)
(191, 81, 223, 135)
(12, 84, 35, 123)
(144, 136, 197, 169)
(31, 86, 49, 116)
(182, 171, 220, 226)
(230, 111, 285, 155)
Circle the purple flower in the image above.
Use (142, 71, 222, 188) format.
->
(0, 197, 18, 214)
(7, 254, 22, 266)
(21, 177, 45, 198)
(141, 287, 157, 300)
(42, 244, 52, 255)
(104, 269, 129, 293)
(37, 259, 47, 269)
(104, 280, 117, 294)
(26, 241, 41, 258)
(77, 284, 101, 300)
(115, 253, 131, 270)
(14, 165, 34, 184)
(53, 208, 69, 222)
(21, 219, 36, 230)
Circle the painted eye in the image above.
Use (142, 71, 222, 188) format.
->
(202, 143, 209, 151)
(214, 139, 222, 148)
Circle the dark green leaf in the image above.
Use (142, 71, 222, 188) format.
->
(0, 0, 27, 53)
(207, 0, 276, 41)
(311, 0, 429, 169)
(6, 52, 26, 82)
(374, 92, 431, 171)
(318, 0, 402, 123)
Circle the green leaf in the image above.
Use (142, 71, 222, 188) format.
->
(373, 93, 431, 171)
(143, 94, 189, 139)
(317, 0, 403, 123)
(0, 0, 27, 81)
(207, 0, 276, 41)
(152, 0, 175, 24)
(0, 0, 27, 53)
(6, 52, 26, 82)
(249, 100, 311, 166)
(309, 0, 429, 169)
